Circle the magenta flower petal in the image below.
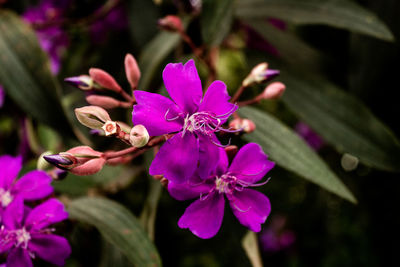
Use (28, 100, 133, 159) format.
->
(162, 59, 203, 114)
(0, 155, 22, 189)
(197, 134, 221, 179)
(229, 143, 275, 183)
(178, 192, 225, 239)
(29, 234, 71, 266)
(168, 179, 213, 201)
(198, 80, 237, 123)
(7, 247, 33, 267)
(229, 189, 271, 232)
(25, 199, 68, 231)
(150, 132, 199, 183)
(2, 197, 24, 230)
(132, 90, 183, 136)
(215, 147, 229, 176)
(12, 170, 53, 201)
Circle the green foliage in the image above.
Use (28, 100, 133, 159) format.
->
(68, 197, 162, 267)
(239, 106, 357, 203)
(236, 0, 394, 41)
(0, 10, 74, 138)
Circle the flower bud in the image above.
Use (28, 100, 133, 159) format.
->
(229, 118, 256, 133)
(129, 124, 149, 148)
(124, 53, 141, 89)
(64, 75, 95, 90)
(43, 154, 75, 170)
(242, 63, 280, 87)
(89, 68, 122, 93)
(158, 15, 183, 32)
(75, 105, 111, 130)
(261, 82, 286, 100)
(37, 151, 53, 170)
(102, 121, 120, 136)
(341, 153, 359, 172)
(66, 146, 105, 176)
(86, 95, 121, 109)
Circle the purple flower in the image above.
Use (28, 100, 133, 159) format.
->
(0, 155, 53, 221)
(0, 85, 4, 108)
(23, 0, 70, 74)
(259, 215, 296, 253)
(168, 143, 275, 239)
(0, 197, 71, 266)
(295, 122, 324, 151)
(132, 59, 238, 183)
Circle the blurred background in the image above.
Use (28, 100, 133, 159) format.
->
(0, 0, 400, 266)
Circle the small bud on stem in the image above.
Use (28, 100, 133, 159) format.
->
(75, 106, 111, 130)
(158, 15, 184, 32)
(129, 124, 150, 148)
(124, 54, 141, 90)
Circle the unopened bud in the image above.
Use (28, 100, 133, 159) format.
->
(86, 95, 121, 109)
(260, 82, 286, 100)
(124, 53, 141, 89)
(242, 63, 280, 87)
(224, 145, 238, 162)
(341, 153, 359, 172)
(229, 118, 256, 133)
(75, 106, 111, 130)
(129, 124, 149, 148)
(102, 121, 120, 136)
(37, 151, 53, 170)
(89, 68, 122, 93)
(43, 154, 74, 170)
(158, 15, 183, 32)
(65, 75, 95, 90)
(66, 146, 105, 176)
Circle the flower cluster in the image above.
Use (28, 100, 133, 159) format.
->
(0, 155, 71, 266)
(132, 60, 276, 238)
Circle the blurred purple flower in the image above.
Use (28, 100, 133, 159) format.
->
(89, 4, 128, 43)
(132, 59, 237, 184)
(0, 155, 53, 221)
(259, 215, 296, 253)
(0, 85, 4, 108)
(168, 143, 275, 239)
(295, 122, 324, 150)
(0, 198, 71, 266)
(23, 0, 70, 74)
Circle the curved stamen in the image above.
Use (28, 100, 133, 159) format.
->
(237, 177, 271, 188)
(214, 104, 238, 119)
(211, 138, 231, 148)
(164, 108, 181, 122)
(232, 202, 251, 213)
(234, 164, 268, 177)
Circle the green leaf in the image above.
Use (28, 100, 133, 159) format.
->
(138, 31, 181, 90)
(0, 10, 74, 137)
(236, 0, 394, 41)
(242, 19, 326, 71)
(68, 197, 162, 267)
(239, 106, 356, 203)
(201, 0, 234, 46)
(279, 69, 400, 172)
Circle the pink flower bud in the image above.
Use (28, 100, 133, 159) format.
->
(224, 145, 238, 162)
(66, 146, 105, 176)
(102, 121, 120, 136)
(75, 106, 111, 130)
(158, 15, 183, 32)
(124, 53, 141, 89)
(229, 118, 256, 133)
(89, 68, 123, 93)
(129, 124, 150, 148)
(261, 82, 286, 100)
(86, 95, 120, 109)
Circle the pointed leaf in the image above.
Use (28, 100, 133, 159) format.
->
(236, 0, 394, 41)
(0, 10, 74, 137)
(239, 106, 356, 203)
(68, 197, 161, 266)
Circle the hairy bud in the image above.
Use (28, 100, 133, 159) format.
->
(129, 124, 150, 148)
(242, 63, 280, 87)
(124, 54, 141, 89)
(75, 106, 111, 130)
(89, 68, 122, 93)
(86, 95, 121, 109)
(158, 15, 183, 32)
(229, 118, 256, 133)
(260, 82, 286, 100)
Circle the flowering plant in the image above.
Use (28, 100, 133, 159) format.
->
(0, 0, 399, 266)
